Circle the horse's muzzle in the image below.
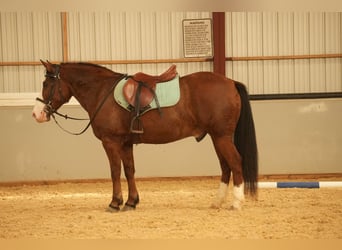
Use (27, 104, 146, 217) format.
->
(32, 98, 51, 123)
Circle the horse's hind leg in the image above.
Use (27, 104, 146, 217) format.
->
(211, 135, 245, 210)
(210, 151, 231, 209)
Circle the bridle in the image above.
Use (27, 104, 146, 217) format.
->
(36, 64, 126, 135)
(36, 64, 70, 118)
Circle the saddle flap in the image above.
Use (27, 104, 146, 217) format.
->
(122, 78, 155, 108)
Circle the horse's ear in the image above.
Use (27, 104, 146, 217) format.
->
(40, 59, 54, 72)
(40, 59, 47, 67)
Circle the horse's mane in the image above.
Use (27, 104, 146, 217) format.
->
(61, 62, 122, 76)
(60, 62, 124, 84)
(64, 62, 123, 75)
(77, 62, 110, 70)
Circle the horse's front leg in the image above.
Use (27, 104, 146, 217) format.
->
(102, 138, 124, 212)
(120, 143, 139, 211)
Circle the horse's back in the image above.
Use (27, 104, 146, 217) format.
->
(180, 71, 239, 109)
(180, 71, 237, 94)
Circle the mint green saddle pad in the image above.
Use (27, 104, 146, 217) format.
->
(114, 75, 180, 115)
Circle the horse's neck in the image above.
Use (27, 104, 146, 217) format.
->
(68, 72, 122, 113)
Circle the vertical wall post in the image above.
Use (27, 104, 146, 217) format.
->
(61, 12, 68, 62)
(212, 12, 226, 76)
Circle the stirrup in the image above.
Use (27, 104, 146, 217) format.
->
(130, 116, 144, 134)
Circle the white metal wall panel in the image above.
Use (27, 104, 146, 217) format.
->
(68, 12, 81, 61)
(169, 12, 184, 59)
(309, 13, 326, 92)
(140, 12, 157, 74)
(80, 12, 96, 60)
(325, 12, 342, 92)
(17, 13, 34, 61)
(247, 12, 263, 94)
(0, 13, 19, 92)
(231, 12, 249, 85)
(293, 13, 311, 93)
(33, 12, 62, 91)
(225, 12, 341, 95)
(155, 12, 172, 74)
(262, 13, 279, 94)
(94, 12, 112, 74)
(278, 12, 295, 93)
(0, 12, 62, 93)
(66, 11, 212, 76)
(125, 12, 142, 74)
(94, 12, 111, 60)
(0, 11, 341, 95)
(108, 12, 127, 73)
(170, 12, 187, 75)
(17, 13, 34, 92)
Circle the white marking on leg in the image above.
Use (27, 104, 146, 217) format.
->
(232, 183, 245, 210)
(211, 182, 228, 208)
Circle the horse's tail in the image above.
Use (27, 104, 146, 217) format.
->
(234, 81, 258, 196)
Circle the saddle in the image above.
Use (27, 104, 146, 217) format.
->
(122, 65, 177, 133)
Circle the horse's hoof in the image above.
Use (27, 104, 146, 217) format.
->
(121, 203, 136, 212)
(106, 204, 121, 213)
(210, 200, 223, 209)
(229, 205, 242, 211)
(210, 203, 220, 209)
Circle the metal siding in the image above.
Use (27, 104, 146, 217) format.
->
(108, 12, 127, 73)
(247, 12, 263, 94)
(231, 12, 248, 86)
(262, 13, 279, 94)
(34, 12, 62, 92)
(125, 12, 143, 74)
(0, 11, 341, 95)
(68, 12, 81, 61)
(278, 12, 295, 93)
(67, 11, 212, 76)
(17, 12, 34, 92)
(80, 12, 96, 60)
(0, 13, 19, 92)
(170, 12, 187, 75)
(47, 12, 63, 60)
(155, 12, 172, 74)
(170, 12, 184, 60)
(309, 13, 326, 92)
(325, 12, 342, 91)
(0, 12, 62, 93)
(94, 12, 111, 60)
(140, 12, 157, 74)
(293, 13, 310, 93)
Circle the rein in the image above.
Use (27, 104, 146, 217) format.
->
(53, 75, 126, 135)
(35, 97, 89, 121)
(37, 71, 127, 136)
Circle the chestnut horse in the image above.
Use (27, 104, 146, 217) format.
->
(32, 61, 258, 211)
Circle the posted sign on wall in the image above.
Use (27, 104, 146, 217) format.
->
(182, 19, 213, 58)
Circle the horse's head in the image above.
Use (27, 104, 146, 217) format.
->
(32, 60, 73, 123)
